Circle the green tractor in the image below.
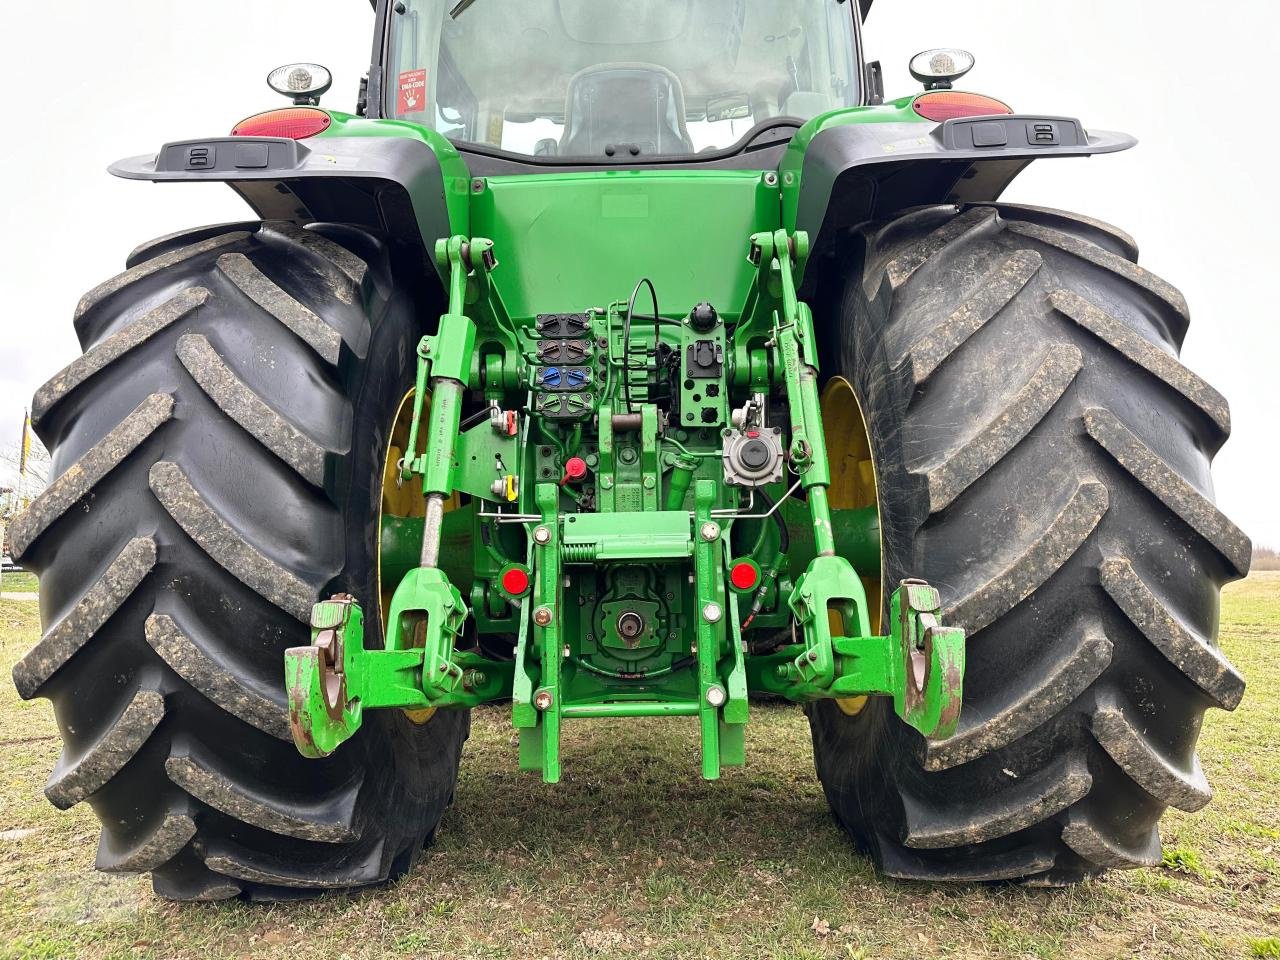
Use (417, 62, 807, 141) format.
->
(11, 0, 1248, 898)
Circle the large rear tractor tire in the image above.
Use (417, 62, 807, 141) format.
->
(809, 203, 1249, 883)
(11, 222, 469, 900)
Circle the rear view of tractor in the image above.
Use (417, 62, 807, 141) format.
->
(11, 0, 1248, 898)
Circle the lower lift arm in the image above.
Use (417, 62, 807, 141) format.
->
(284, 229, 965, 768)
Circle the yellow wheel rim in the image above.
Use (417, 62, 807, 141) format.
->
(820, 377, 883, 718)
(378, 389, 442, 726)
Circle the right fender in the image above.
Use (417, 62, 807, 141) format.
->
(783, 115, 1135, 294)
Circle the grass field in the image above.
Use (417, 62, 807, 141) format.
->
(0, 572, 37, 594)
(1, 575, 1277, 960)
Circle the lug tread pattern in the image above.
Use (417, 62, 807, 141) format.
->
(1099, 556, 1244, 709)
(903, 756, 1092, 849)
(12, 537, 157, 699)
(202, 841, 386, 890)
(920, 343, 1082, 512)
(75, 233, 249, 325)
(166, 750, 360, 842)
(1061, 810, 1163, 869)
(895, 250, 1042, 386)
(177, 333, 328, 486)
(1009, 222, 1190, 336)
(1084, 407, 1249, 575)
(881, 207, 996, 293)
(811, 204, 1245, 883)
(923, 623, 1113, 771)
(979, 203, 1139, 260)
(1051, 289, 1229, 436)
(149, 460, 315, 622)
(97, 813, 198, 874)
(1090, 690, 1212, 812)
(262, 222, 368, 288)
(875, 833, 1057, 882)
(44, 689, 166, 809)
(24, 224, 468, 899)
(9, 394, 173, 559)
(33, 289, 208, 425)
(144, 613, 290, 741)
(216, 253, 343, 365)
(945, 480, 1109, 635)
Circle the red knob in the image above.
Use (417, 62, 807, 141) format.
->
(561, 457, 589, 485)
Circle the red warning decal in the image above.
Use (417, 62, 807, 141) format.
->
(397, 68, 428, 114)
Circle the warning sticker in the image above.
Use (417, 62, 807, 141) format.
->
(397, 69, 428, 115)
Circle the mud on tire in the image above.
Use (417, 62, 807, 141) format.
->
(11, 222, 469, 900)
(808, 203, 1249, 883)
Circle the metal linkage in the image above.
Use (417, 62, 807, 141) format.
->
(284, 594, 512, 758)
(745, 580, 964, 738)
(284, 226, 966, 772)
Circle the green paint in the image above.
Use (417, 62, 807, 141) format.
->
(282, 94, 969, 776)
(779, 95, 931, 231)
(472, 171, 779, 323)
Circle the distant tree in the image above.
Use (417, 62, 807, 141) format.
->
(1254, 545, 1280, 572)
(0, 433, 50, 523)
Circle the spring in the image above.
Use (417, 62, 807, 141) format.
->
(560, 543, 599, 564)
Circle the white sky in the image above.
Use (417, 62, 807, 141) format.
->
(0, 0, 1276, 547)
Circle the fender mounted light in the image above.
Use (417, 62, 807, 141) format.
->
(231, 107, 332, 140)
(913, 92, 1013, 123)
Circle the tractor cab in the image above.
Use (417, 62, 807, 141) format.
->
(386, 0, 862, 160)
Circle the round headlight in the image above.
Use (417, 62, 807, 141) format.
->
(267, 63, 334, 104)
(909, 48, 976, 90)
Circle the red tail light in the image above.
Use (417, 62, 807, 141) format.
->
(232, 107, 332, 140)
(913, 92, 1012, 123)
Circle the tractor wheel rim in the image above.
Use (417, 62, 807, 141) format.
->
(378, 388, 438, 726)
(820, 376, 884, 718)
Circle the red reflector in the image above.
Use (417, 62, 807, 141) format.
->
(232, 107, 332, 140)
(730, 562, 760, 591)
(501, 567, 531, 597)
(912, 92, 1012, 123)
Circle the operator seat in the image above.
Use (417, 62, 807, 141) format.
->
(560, 62, 694, 158)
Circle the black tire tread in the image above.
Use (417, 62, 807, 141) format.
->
(13, 222, 468, 900)
(809, 201, 1246, 883)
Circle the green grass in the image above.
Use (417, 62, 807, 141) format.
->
(1, 575, 1278, 960)
(0, 571, 37, 593)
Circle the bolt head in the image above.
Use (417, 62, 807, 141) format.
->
(703, 602, 723, 624)
(533, 525, 552, 545)
(533, 606, 553, 627)
(706, 685, 727, 708)
(700, 521, 721, 542)
(534, 690, 554, 711)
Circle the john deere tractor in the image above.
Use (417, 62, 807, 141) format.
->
(12, 0, 1249, 899)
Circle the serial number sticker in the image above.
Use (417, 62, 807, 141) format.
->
(398, 68, 428, 115)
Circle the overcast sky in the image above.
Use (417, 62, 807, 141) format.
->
(1, 0, 1276, 547)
